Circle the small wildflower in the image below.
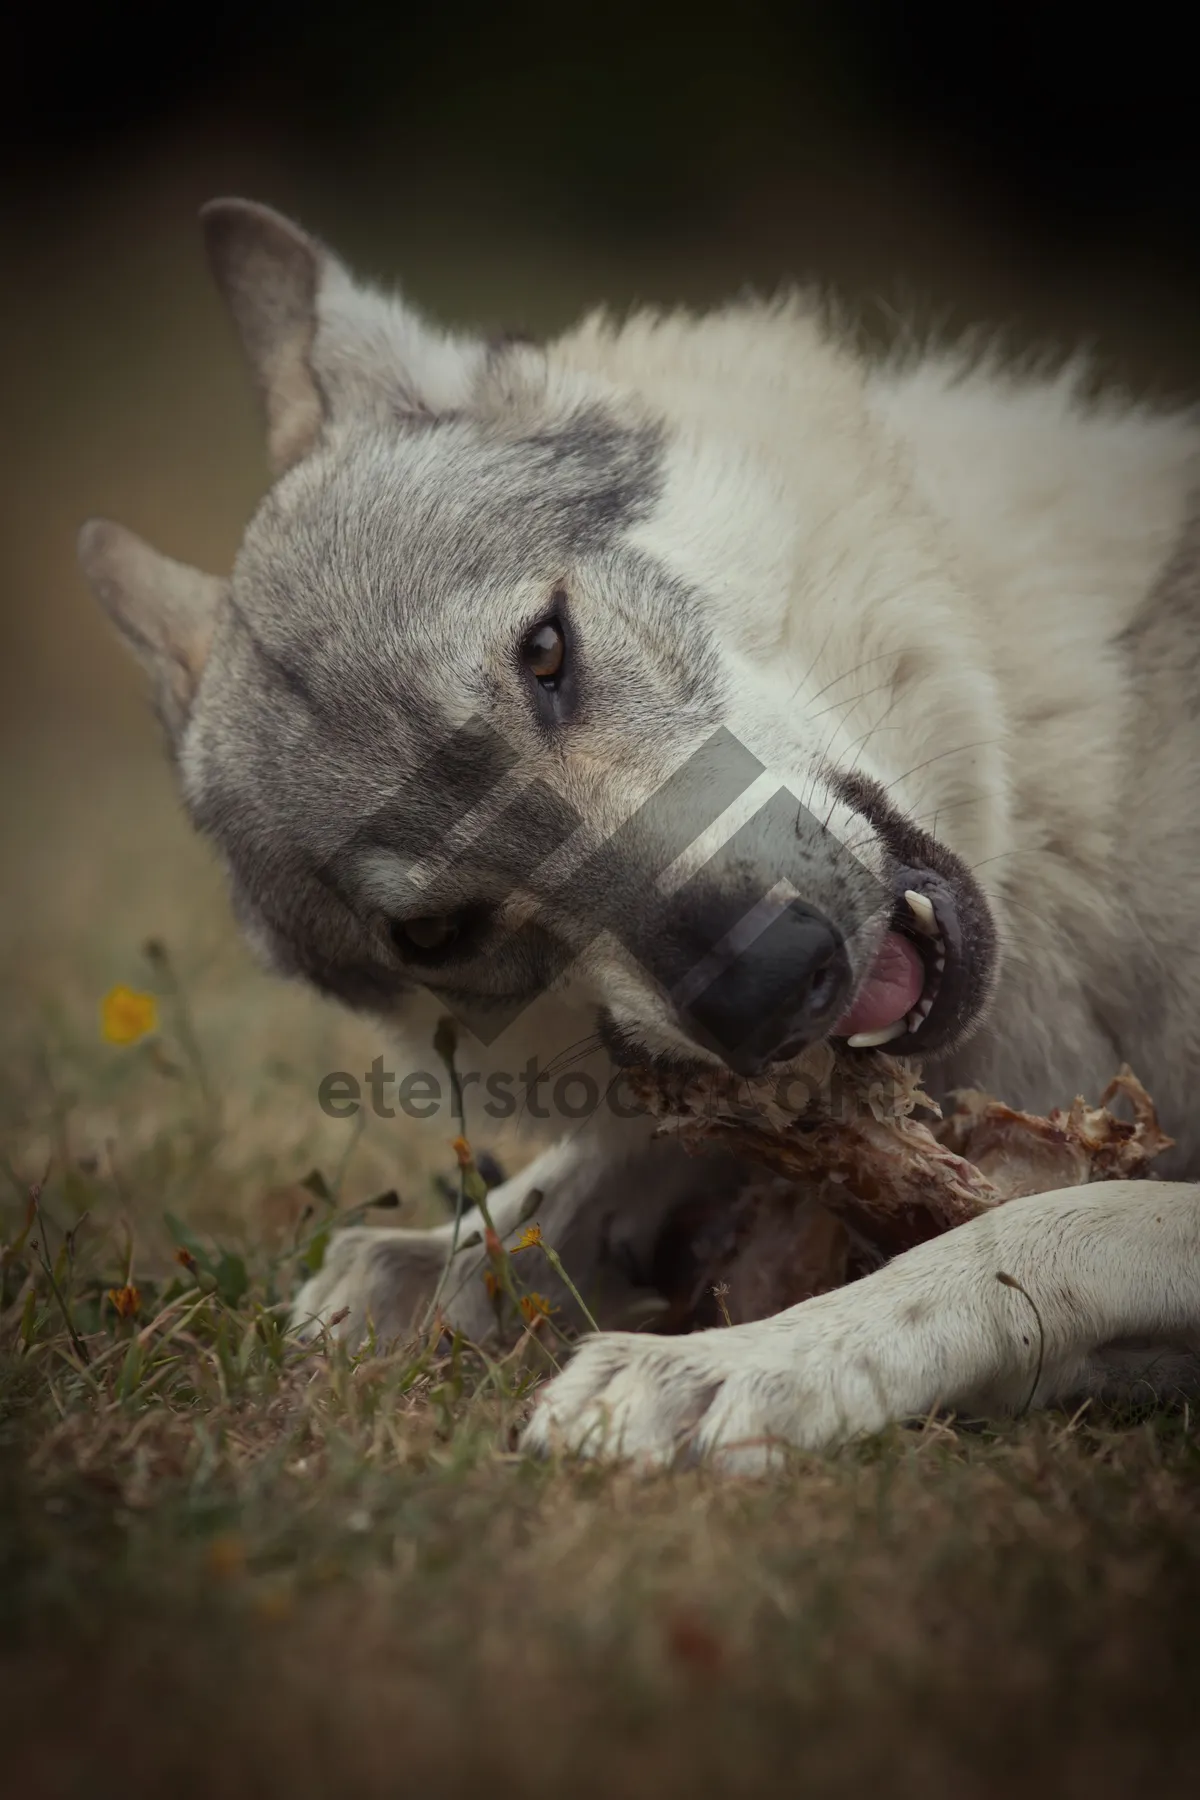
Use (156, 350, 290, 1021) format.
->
(519, 1291, 555, 1324)
(484, 1227, 502, 1260)
(100, 985, 158, 1046)
(174, 1246, 196, 1270)
(515, 1223, 543, 1251)
(483, 1270, 500, 1300)
(107, 1283, 141, 1320)
(451, 1135, 473, 1168)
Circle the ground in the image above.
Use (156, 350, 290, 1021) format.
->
(4, 147, 1200, 1798)
(5, 1163, 1200, 1797)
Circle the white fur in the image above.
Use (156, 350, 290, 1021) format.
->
(523, 1182, 1200, 1469)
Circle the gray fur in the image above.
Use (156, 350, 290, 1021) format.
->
(182, 404, 715, 1015)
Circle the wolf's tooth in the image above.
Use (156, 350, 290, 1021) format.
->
(903, 889, 938, 937)
(902, 991, 937, 1035)
(846, 1021, 908, 1048)
(934, 953, 946, 974)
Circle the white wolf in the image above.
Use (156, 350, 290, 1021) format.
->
(79, 200, 1200, 1468)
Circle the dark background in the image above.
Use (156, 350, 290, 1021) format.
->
(8, 5, 1198, 245)
(7, 4, 1199, 249)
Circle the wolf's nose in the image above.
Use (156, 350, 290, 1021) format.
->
(672, 899, 852, 1075)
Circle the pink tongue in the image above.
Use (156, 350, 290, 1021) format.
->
(835, 932, 925, 1038)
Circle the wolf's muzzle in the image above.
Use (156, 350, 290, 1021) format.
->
(666, 894, 852, 1076)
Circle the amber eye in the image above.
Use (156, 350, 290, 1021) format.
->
(522, 619, 565, 685)
(391, 914, 459, 955)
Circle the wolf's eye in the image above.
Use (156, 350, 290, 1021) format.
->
(522, 619, 565, 686)
(391, 914, 459, 955)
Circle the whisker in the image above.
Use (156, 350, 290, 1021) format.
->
(798, 647, 904, 709)
(875, 738, 1007, 796)
(833, 790, 1007, 860)
(512, 1034, 606, 1130)
(538, 1033, 605, 1080)
(789, 621, 839, 704)
(968, 848, 1047, 873)
(806, 678, 897, 726)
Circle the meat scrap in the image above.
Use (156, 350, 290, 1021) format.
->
(631, 1050, 1173, 1328)
(935, 1069, 1174, 1197)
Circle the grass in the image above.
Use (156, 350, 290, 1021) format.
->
(4, 940, 1200, 1799)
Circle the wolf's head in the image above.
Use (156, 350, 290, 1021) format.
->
(79, 200, 1003, 1082)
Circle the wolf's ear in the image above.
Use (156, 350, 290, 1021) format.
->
(200, 198, 484, 473)
(78, 520, 226, 740)
(200, 200, 323, 473)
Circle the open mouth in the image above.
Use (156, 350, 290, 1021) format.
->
(833, 868, 972, 1057)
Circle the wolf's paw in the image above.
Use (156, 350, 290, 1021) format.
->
(290, 1227, 449, 1346)
(521, 1313, 898, 1472)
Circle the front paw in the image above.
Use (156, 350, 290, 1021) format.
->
(290, 1226, 450, 1346)
(521, 1322, 885, 1472)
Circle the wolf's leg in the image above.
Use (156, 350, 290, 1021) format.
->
(290, 1137, 604, 1344)
(524, 1181, 1200, 1469)
(290, 1132, 746, 1346)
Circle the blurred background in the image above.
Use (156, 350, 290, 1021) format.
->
(3, 1, 1198, 1220)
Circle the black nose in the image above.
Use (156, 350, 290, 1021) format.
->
(671, 897, 851, 1075)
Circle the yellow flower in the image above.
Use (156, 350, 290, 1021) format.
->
(450, 1135, 473, 1168)
(519, 1291, 555, 1324)
(101, 985, 158, 1045)
(515, 1224, 543, 1251)
(483, 1269, 500, 1300)
(107, 1283, 141, 1320)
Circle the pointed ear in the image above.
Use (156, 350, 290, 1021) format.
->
(200, 197, 484, 473)
(200, 199, 324, 473)
(78, 520, 225, 740)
